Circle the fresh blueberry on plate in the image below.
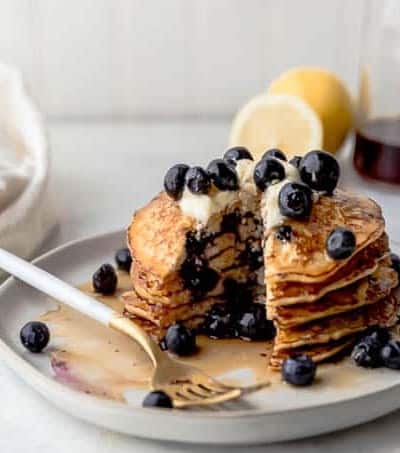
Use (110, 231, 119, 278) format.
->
(364, 326, 391, 345)
(165, 324, 197, 356)
(326, 227, 356, 260)
(262, 148, 287, 161)
(185, 166, 211, 195)
(203, 305, 235, 339)
(115, 247, 132, 272)
(380, 340, 400, 370)
(289, 155, 302, 169)
(223, 146, 253, 164)
(351, 335, 382, 368)
(163, 163, 190, 200)
(390, 253, 400, 283)
(253, 158, 286, 191)
(278, 182, 313, 219)
(20, 321, 50, 353)
(142, 390, 173, 408)
(276, 225, 292, 242)
(207, 159, 239, 191)
(282, 355, 316, 386)
(299, 150, 340, 194)
(92, 263, 118, 294)
(236, 304, 276, 341)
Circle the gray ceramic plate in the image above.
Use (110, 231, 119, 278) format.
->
(0, 230, 399, 445)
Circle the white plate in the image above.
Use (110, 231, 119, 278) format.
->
(0, 230, 399, 445)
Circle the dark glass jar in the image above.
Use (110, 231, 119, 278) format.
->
(354, 0, 400, 184)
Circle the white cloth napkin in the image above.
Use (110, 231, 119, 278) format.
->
(0, 63, 56, 260)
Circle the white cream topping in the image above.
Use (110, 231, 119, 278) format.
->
(179, 186, 237, 225)
(261, 160, 300, 231)
(178, 157, 300, 230)
(178, 158, 255, 225)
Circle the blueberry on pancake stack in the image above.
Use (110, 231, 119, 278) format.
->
(123, 148, 399, 369)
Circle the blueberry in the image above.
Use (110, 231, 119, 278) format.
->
(364, 326, 391, 345)
(253, 158, 286, 191)
(380, 340, 400, 369)
(223, 278, 252, 311)
(289, 155, 302, 169)
(180, 257, 219, 299)
(203, 305, 235, 339)
(20, 321, 50, 353)
(223, 146, 253, 164)
(165, 324, 197, 356)
(163, 164, 189, 200)
(282, 355, 316, 386)
(299, 150, 340, 194)
(236, 304, 276, 341)
(185, 232, 207, 256)
(220, 211, 241, 234)
(241, 241, 263, 271)
(276, 225, 292, 242)
(207, 159, 239, 191)
(185, 166, 211, 195)
(115, 247, 132, 272)
(93, 264, 118, 294)
(142, 390, 173, 408)
(326, 227, 356, 260)
(278, 182, 312, 219)
(351, 336, 382, 368)
(390, 253, 400, 284)
(262, 148, 287, 161)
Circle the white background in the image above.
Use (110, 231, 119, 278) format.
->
(0, 0, 363, 119)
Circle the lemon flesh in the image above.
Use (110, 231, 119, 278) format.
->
(229, 93, 322, 161)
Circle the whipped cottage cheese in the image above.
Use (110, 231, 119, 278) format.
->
(178, 158, 256, 225)
(178, 156, 300, 230)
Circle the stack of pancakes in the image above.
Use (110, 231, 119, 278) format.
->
(123, 192, 263, 338)
(265, 190, 398, 369)
(123, 189, 398, 369)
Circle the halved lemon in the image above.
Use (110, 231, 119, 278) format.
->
(229, 93, 323, 161)
(268, 67, 353, 153)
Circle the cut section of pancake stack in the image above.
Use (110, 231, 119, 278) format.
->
(265, 190, 399, 369)
(123, 191, 264, 339)
(123, 149, 399, 370)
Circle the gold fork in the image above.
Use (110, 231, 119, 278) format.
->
(111, 315, 269, 408)
(0, 248, 269, 408)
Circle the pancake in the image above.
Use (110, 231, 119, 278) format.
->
(124, 311, 207, 339)
(269, 337, 356, 370)
(274, 292, 399, 352)
(267, 233, 389, 306)
(128, 192, 194, 280)
(129, 192, 262, 300)
(123, 289, 224, 335)
(264, 190, 384, 282)
(273, 263, 398, 327)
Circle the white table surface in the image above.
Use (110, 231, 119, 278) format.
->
(1, 119, 400, 453)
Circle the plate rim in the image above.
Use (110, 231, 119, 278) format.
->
(0, 229, 399, 420)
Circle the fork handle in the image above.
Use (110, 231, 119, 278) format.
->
(0, 248, 163, 366)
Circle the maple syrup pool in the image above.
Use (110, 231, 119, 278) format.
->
(40, 271, 366, 403)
